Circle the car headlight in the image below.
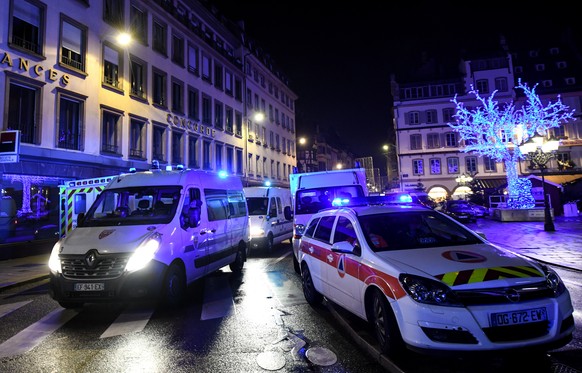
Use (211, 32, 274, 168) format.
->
(48, 241, 63, 273)
(542, 264, 567, 296)
(400, 274, 463, 307)
(125, 233, 162, 272)
(250, 226, 265, 237)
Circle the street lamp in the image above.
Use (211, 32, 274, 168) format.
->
(519, 134, 560, 232)
(299, 137, 310, 173)
(455, 173, 473, 186)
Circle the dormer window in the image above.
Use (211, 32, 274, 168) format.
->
(535, 64, 545, 71)
(557, 61, 567, 69)
(515, 66, 523, 73)
(529, 50, 538, 57)
(565, 77, 576, 85)
(542, 80, 552, 87)
(550, 47, 560, 55)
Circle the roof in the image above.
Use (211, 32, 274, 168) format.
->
(525, 174, 582, 188)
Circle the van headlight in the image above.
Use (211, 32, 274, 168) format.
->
(125, 233, 162, 272)
(48, 241, 63, 273)
(250, 226, 265, 237)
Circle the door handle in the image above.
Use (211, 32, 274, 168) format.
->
(200, 228, 216, 235)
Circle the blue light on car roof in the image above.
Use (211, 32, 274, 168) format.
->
(398, 194, 413, 203)
(332, 197, 350, 206)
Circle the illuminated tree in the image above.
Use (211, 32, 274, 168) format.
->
(449, 79, 574, 208)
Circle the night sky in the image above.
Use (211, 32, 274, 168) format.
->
(210, 1, 580, 165)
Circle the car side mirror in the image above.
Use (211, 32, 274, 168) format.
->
(331, 241, 356, 254)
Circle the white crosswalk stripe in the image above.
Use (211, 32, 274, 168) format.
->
(100, 304, 155, 338)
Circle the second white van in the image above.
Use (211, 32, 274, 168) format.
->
(244, 186, 293, 251)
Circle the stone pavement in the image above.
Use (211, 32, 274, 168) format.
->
(0, 214, 580, 292)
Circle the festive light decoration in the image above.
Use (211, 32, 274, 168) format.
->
(450, 80, 574, 208)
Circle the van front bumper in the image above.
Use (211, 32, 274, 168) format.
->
(49, 260, 167, 303)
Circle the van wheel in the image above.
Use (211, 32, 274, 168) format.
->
(229, 245, 245, 274)
(265, 233, 274, 251)
(162, 263, 186, 307)
(293, 254, 300, 274)
(368, 288, 404, 356)
(58, 301, 83, 309)
(301, 263, 323, 305)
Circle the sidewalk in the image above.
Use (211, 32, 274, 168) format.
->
(0, 215, 581, 292)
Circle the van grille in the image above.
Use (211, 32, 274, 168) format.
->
(61, 253, 130, 280)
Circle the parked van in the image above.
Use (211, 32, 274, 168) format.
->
(244, 186, 293, 251)
(289, 168, 368, 272)
(48, 166, 250, 309)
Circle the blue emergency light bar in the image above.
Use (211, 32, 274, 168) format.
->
(331, 193, 415, 207)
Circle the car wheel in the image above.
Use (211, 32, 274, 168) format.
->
(58, 301, 83, 309)
(265, 233, 274, 251)
(229, 244, 245, 274)
(301, 263, 323, 305)
(162, 263, 186, 307)
(293, 253, 300, 274)
(369, 289, 404, 356)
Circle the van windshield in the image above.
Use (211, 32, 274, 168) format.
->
(296, 186, 365, 215)
(247, 197, 268, 215)
(79, 186, 182, 227)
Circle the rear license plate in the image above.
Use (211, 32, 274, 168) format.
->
(490, 307, 547, 327)
(74, 283, 104, 291)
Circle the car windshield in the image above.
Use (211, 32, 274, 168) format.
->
(79, 186, 181, 227)
(358, 210, 483, 252)
(296, 186, 366, 214)
(247, 197, 268, 215)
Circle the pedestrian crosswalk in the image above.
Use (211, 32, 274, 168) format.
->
(0, 266, 306, 360)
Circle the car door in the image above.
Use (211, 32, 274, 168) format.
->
(181, 187, 213, 279)
(324, 215, 362, 312)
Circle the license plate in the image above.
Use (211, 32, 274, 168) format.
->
(490, 307, 547, 327)
(74, 283, 104, 291)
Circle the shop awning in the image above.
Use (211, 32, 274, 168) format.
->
(473, 178, 507, 190)
(543, 174, 582, 185)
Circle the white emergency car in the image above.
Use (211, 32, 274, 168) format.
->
(297, 195, 575, 355)
(48, 166, 249, 309)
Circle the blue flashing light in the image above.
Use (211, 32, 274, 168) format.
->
(264, 180, 272, 187)
(218, 170, 228, 179)
(398, 194, 413, 203)
(128, 167, 137, 173)
(332, 197, 350, 206)
(165, 165, 173, 171)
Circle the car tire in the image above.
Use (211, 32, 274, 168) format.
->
(265, 233, 274, 252)
(58, 301, 83, 309)
(229, 244, 246, 274)
(301, 262, 323, 305)
(293, 253, 300, 274)
(162, 263, 186, 308)
(369, 288, 404, 356)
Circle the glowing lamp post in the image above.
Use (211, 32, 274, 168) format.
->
(519, 134, 560, 232)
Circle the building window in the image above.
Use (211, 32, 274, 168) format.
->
(465, 157, 477, 174)
(447, 157, 459, 174)
(427, 133, 440, 148)
(542, 80, 553, 87)
(130, 3, 147, 45)
(565, 77, 576, 85)
(226, 146, 234, 174)
(57, 92, 84, 151)
(412, 159, 424, 176)
(6, 76, 42, 145)
(235, 111, 242, 137)
(425, 109, 437, 124)
(535, 64, 545, 72)
(445, 132, 458, 147)
(152, 124, 167, 162)
(225, 106, 233, 133)
(553, 125, 566, 138)
(188, 86, 199, 120)
(188, 135, 198, 168)
(225, 70, 233, 95)
(60, 17, 86, 72)
(407, 111, 420, 125)
(171, 79, 184, 114)
(476, 79, 489, 93)
(202, 95, 212, 125)
(214, 101, 223, 130)
(152, 68, 167, 107)
(152, 19, 166, 55)
(10, 0, 45, 55)
(410, 134, 422, 150)
(103, 0, 123, 28)
(236, 148, 243, 174)
(129, 117, 146, 159)
(202, 54, 211, 82)
(557, 61, 567, 69)
(130, 55, 146, 99)
(171, 33, 184, 66)
(215, 143, 223, 170)
(484, 156, 496, 172)
(234, 77, 242, 101)
(214, 63, 223, 90)
(202, 140, 212, 169)
(101, 109, 121, 155)
(442, 108, 455, 122)
(430, 158, 441, 174)
(494, 77, 508, 92)
(103, 43, 121, 89)
(188, 44, 198, 75)
(172, 130, 183, 164)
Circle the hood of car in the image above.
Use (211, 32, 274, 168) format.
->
(374, 243, 545, 289)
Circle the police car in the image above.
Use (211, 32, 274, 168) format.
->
(296, 195, 575, 356)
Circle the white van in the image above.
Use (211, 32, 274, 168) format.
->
(289, 168, 368, 272)
(244, 186, 293, 251)
(48, 166, 250, 309)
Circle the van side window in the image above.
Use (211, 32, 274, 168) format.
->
(227, 190, 247, 218)
(181, 188, 202, 229)
(205, 189, 228, 221)
(269, 197, 277, 217)
(276, 197, 282, 214)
